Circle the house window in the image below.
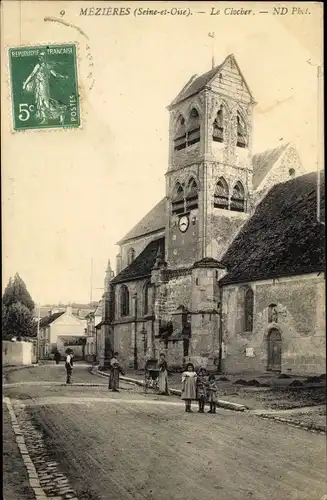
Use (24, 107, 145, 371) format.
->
(120, 285, 130, 317)
(268, 304, 278, 323)
(186, 177, 198, 210)
(213, 106, 224, 143)
(144, 281, 153, 315)
(289, 168, 295, 178)
(183, 338, 190, 357)
(127, 248, 135, 265)
(174, 116, 187, 151)
(187, 108, 200, 145)
(230, 182, 245, 212)
(236, 112, 247, 148)
(172, 182, 185, 215)
(214, 177, 229, 209)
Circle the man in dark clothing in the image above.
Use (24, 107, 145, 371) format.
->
(65, 350, 73, 384)
(54, 351, 61, 364)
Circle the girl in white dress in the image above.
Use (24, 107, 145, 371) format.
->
(181, 363, 197, 413)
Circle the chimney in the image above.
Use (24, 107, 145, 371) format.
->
(66, 305, 73, 315)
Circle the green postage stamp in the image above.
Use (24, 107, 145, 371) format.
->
(9, 44, 80, 131)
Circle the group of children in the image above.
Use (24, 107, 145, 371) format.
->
(181, 363, 218, 413)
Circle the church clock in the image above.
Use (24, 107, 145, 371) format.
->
(178, 215, 189, 233)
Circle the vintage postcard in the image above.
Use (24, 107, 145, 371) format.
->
(2, 2, 325, 500)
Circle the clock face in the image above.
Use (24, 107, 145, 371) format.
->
(179, 215, 189, 233)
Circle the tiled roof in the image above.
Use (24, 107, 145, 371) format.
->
(112, 238, 165, 284)
(221, 172, 325, 284)
(252, 143, 289, 190)
(39, 312, 64, 327)
(118, 198, 166, 244)
(170, 65, 223, 106)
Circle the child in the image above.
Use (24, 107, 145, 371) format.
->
(207, 374, 218, 413)
(181, 363, 197, 413)
(196, 368, 208, 413)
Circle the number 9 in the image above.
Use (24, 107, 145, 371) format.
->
(60, 10, 65, 17)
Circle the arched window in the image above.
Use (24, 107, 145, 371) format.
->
(236, 112, 247, 148)
(144, 281, 153, 316)
(214, 177, 229, 209)
(172, 182, 185, 215)
(187, 108, 200, 146)
(237, 285, 254, 333)
(244, 287, 254, 332)
(174, 116, 187, 151)
(120, 285, 129, 317)
(213, 106, 224, 143)
(127, 248, 135, 265)
(186, 177, 198, 210)
(268, 304, 278, 323)
(230, 182, 245, 212)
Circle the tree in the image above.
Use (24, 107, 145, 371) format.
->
(3, 273, 35, 312)
(2, 275, 36, 339)
(3, 302, 37, 339)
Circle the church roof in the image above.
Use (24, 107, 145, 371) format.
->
(169, 54, 255, 107)
(117, 198, 166, 244)
(252, 143, 290, 189)
(220, 172, 325, 285)
(112, 238, 165, 283)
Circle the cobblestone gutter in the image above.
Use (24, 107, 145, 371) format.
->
(257, 413, 326, 434)
(4, 396, 79, 500)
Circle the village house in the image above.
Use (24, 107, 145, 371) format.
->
(38, 306, 87, 360)
(84, 301, 102, 362)
(98, 54, 325, 375)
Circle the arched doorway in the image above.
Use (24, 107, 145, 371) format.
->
(267, 328, 282, 371)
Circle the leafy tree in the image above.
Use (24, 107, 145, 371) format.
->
(3, 273, 34, 312)
(2, 274, 36, 339)
(3, 302, 37, 339)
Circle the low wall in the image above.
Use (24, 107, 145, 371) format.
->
(3, 341, 33, 366)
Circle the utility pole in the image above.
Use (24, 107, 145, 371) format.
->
(90, 258, 93, 303)
(317, 65, 323, 224)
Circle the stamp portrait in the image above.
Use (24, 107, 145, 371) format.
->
(9, 44, 80, 131)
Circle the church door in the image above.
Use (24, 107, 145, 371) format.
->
(267, 329, 282, 371)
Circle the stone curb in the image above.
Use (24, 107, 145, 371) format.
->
(96, 369, 248, 412)
(4, 396, 79, 500)
(257, 413, 326, 434)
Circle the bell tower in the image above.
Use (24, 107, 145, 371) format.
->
(165, 54, 256, 269)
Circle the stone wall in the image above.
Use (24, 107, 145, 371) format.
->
(3, 340, 33, 366)
(222, 274, 325, 375)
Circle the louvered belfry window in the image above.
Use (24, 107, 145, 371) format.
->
(230, 182, 245, 212)
(213, 106, 224, 143)
(186, 177, 198, 210)
(187, 108, 200, 146)
(172, 183, 185, 215)
(174, 116, 187, 151)
(214, 178, 229, 209)
(237, 112, 247, 148)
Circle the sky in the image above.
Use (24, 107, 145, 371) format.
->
(1, 1, 323, 305)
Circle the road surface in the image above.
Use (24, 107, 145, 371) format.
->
(3, 364, 326, 500)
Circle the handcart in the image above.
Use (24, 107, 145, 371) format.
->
(144, 358, 160, 393)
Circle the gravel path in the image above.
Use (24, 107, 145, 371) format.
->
(3, 365, 327, 500)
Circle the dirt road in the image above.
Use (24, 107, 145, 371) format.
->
(3, 364, 326, 500)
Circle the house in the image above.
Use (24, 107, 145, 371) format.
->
(98, 54, 325, 375)
(85, 301, 103, 362)
(38, 306, 87, 360)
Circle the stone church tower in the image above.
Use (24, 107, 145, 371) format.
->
(165, 54, 255, 267)
(150, 54, 257, 368)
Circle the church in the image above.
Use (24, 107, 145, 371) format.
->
(98, 54, 325, 375)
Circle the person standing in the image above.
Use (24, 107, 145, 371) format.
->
(181, 363, 197, 413)
(54, 350, 61, 365)
(196, 368, 208, 413)
(65, 349, 73, 384)
(109, 352, 124, 392)
(158, 353, 169, 395)
(207, 374, 218, 413)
